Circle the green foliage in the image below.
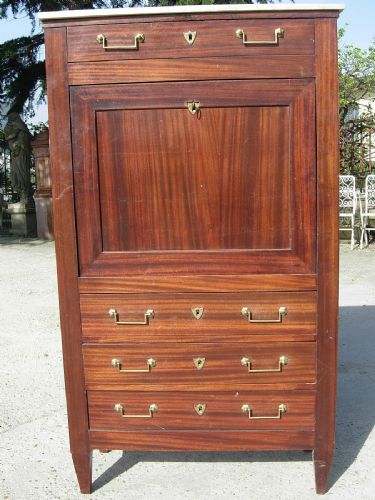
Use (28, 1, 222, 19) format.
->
(338, 29, 375, 124)
(0, 34, 45, 116)
(28, 121, 48, 136)
(338, 30, 375, 178)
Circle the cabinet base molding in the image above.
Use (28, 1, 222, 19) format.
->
(89, 430, 315, 451)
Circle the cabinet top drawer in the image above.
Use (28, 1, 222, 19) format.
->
(67, 19, 315, 63)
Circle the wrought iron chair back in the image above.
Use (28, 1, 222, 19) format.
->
(360, 175, 375, 248)
(339, 175, 357, 249)
(339, 175, 356, 213)
(365, 175, 375, 212)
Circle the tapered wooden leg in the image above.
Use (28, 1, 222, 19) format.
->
(313, 450, 333, 495)
(72, 451, 92, 494)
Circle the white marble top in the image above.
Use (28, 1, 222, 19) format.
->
(39, 4, 345, 21)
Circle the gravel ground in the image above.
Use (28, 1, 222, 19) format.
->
(0, 238, 374, 500)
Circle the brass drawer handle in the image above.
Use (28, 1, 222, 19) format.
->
(96, 33, 145, 50)
(241, 306, 288, 323)
(241, 403, 287, 420)
(111, 358, 156, 373)
(235, 27, 284, 46)
(108, 308, 154, 325)
(114, 403, 158, 418)
(241, 355, 288, 373)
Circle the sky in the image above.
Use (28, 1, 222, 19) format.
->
(0, 0, 374, 124)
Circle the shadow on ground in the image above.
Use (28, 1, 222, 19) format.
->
(92, 450, 311, 492)
(329, 305, 375, 488)
(90, 306, 375, 492)
(0, 235, 52, 246)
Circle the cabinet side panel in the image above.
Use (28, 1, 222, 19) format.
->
(44, 27, 90, 459)
(314, 18, 339, 494)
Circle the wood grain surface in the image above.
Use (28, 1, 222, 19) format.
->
(79, 274, 317, 294)
(44, 27, 92, 493)
(71, 78, 315, 276)
(67, 19, 314, 62)
(80, 291, 317, 343)
(98, 106, 290, 252)
(87, 390, 315, 431)
(89, 429, 315, 451)
(68, 55, 315, 85)
(83, 342, 316, 389)
(314, 18, 340, 495)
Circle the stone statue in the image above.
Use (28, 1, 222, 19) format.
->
(4, 112, 34, 207)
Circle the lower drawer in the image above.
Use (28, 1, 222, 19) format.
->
(83, 342, 316, 390)
(88, 391, 315, 431)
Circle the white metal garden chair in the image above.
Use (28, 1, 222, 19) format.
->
(360, 174, 375, 249)
(339, 175, 357, 249)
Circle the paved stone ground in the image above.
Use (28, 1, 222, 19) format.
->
(0, 237, 374, 500)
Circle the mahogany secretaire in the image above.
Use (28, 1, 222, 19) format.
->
(40, 3, 343, 494)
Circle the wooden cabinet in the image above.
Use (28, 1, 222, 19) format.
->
(41, 4, 342, 495)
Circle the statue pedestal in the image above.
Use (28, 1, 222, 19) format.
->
(7, 202, 37, 237)
(34, 193, 53, 239)
(0, 194, 3, 230)
(32, 128, 54, 240)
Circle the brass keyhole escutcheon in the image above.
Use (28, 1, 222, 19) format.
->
(192, 306, 204, 319)
(194, 404, 206, 416)
(193, 357, 206, 370)
(183, 31, 197, 45)
(187, 101, 200, 115)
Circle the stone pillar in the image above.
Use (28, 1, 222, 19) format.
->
(32, 128, 54, 240)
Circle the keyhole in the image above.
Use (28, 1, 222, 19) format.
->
(194, 402, 206, 415)
(197, 359, 202, 366)
(195, 309, 199, 317)
(189, 33, 193, 42)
